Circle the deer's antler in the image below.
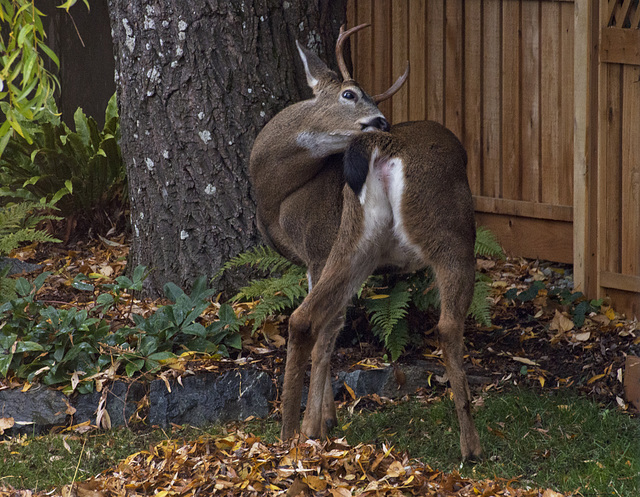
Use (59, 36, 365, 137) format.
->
(336, 23, 370, 81)
(373, 62, 410, 103)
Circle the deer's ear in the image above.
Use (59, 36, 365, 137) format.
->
(296, 41, 336, 91)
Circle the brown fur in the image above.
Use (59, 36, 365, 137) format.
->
(249, 37, 482, 461)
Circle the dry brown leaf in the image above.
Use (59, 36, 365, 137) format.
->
(0, 417, 15, 435)
(549, 310, 574, 332)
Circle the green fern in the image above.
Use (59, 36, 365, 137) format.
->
(218, 245, 308, 332)
(220, 225, 503, 354)
(0, 202, 61, 256)
(0, 201, 61, 303)
(475, 226, 505, 259)
(215, 245, 300, 279)
(365, 281, 411, 361)
(234, 266, 308, 332)
(469, 276, 492, 327)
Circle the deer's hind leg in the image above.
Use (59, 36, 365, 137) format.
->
(287, 247, 378, 438)
(431, 260, 483, 460)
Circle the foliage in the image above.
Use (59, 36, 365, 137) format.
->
(0, 267, 241, 393)
(0, 93, 126, 234)
(474, 225, 505, 259)
(0, 0, 88, 155)
(364, 281, 411, 361)
(220, 227, 505, 360)
(504, 280, 604, 328)
(219, 245, 308, 332)
(0, 199, 62, 302)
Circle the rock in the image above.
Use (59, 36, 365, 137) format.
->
(148, 370, 276, 427)
(0, 257, 42, 276)
(0, 385, 68, 434)
(72, 381, 146, 427)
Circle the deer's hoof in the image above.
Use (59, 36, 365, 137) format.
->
(461, 448, 483, 463)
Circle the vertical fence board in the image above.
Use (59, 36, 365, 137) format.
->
(621, 65, 640, 276)
(482, 0, 502, 197)
(445, 0, 464, 138)
(373, 0, 392, 117)
(464, 0, 484, 196)
(391, 0, 410, 124)
(501, 0, 522, 200)
(540, 2, 562, 205)
(521, 0, 541, 203)
(408, 0, 427, 120)
(426, 1, 445, 124)
(598, 63, 623, 276)
(353, 0, 373, 92)
(560, 2, 575, 206)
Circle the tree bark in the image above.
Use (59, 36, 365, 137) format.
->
(107, 0, 347, 296)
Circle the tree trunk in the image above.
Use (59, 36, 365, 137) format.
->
(107, 0, 347, 296)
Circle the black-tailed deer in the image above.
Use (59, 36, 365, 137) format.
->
(249, 24, 482, 460)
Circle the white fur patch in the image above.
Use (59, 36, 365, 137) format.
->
(386, 159, 423, 260)
(356, 154, 423, 270)
(296, 131, 353, 159)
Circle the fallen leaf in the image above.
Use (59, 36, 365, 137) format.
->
(550, 310, 574, 332)
(511, 356, 539, 367)
(574, 331, 591, 342)
(0, 417, 15, 435)
(344, 382, 356, 401)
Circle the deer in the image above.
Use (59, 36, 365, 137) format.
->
(249, 24, 483, 461)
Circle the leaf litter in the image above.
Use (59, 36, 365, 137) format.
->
(0, 430, 564, 497)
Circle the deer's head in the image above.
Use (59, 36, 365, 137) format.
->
(293, 24, 409, 156)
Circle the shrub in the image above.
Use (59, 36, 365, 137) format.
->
(0, 268, 242, 393)
(0, 94, 127, 237)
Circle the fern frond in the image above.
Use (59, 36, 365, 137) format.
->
(247, 295, 294, 332)
(384, 319, 409, 362)
(475, 226, 505, 259)
(365, 282, 411, 360)
(0, 202, 61, 256)
(215, 245, 301, 279)
(468, 279, 492, 327)
(0, 266, 16, 304)
(232, 265, 308, 332)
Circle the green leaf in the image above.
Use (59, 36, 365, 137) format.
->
(182, 322, 207, 337)
(125, 359, 144, 377)
(105, 93, 118, 125)
(15, 341, 45, 353)
(0, 354, 13, 377)
(17, 24, 32, 48)
(33, 271, 51, 291)
(147, 351, 175, 362)
(38, 42, 59, 68)
(14, 278, 31, 297)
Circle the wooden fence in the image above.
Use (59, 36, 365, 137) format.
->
(347, 0, 640, 318)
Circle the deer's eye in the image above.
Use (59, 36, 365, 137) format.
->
(342, 90, 357, 101)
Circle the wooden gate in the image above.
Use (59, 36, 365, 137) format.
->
(347, 0, 640, 318)
(589, 0, 640, 316)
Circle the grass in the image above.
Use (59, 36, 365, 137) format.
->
(340, 389, 640, 496)
(1, 389, 638, 495)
